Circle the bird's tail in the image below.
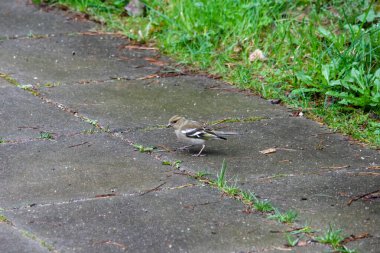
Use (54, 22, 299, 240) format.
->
(213, 131, 239, 137)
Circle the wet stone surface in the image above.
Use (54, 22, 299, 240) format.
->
(0, 34, 165, 86)
(1, 0, 379, 252)
(0, 134, 191, 208)
(38, 76, 288, 131)
(0, 223, 50, 253)
(0, 79, 89, 141)
(3, 187, 290, 253)
(0, 0, 94, 38)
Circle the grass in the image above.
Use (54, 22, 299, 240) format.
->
(193, 170, 211, 179)
(254, 199, 275, 212)
(84, 118, 99, 127)
(162, 159, 182, 169)
(268, 209, 298, 224)
(209, 160, 295, 219)
(21, 230, 55, 251)
(38, 131, 54, 140)
(0, 214, 9, 223)
(0, 72, 40, 96)
(286, 233, 300, 247)
(188, 160, 357, 252)
(133, 143, 155, 152)
(34, 0, 380, 148)
(316, 226, 345, 249)
(216, 159, 228, 188)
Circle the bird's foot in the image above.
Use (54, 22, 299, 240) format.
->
(192, 153, 206, 157)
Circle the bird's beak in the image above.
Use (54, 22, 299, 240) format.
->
(166, 123, 172, 128)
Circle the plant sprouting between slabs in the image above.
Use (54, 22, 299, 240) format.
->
(133, 144, 155, 153)
(162, 160, 182, 169)
(268, 209, 298, 224)
(39, 131, 54, 140)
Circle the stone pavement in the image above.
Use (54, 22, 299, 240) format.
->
(0, 1, 379, 252)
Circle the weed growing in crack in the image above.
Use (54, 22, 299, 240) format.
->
(316, 225, 344, 249)
(240, 190, 256, 204)
(290, 225, 315, 235)
(43, 82, 61, 88)
(178, 160, 356, 252)
(0, 72, 21, 86)
(173, 160, 182, 169)
(38, 131, 54, 140)
(285, 233, 300, 247)
(268, 209, 298, 224)
(223, 184, 240, 196)
(133, 144, 155, 153)
(0, 214, 9, 223)
(216, 159, 227, 188)
(193, 170, 211, 179)
(254, 199, 274, 212)
(21, 229, 55, 251)
(162, 160, 182, 169)
(83, 126, 97, 134)
(337, 246, 358, 253)
(84, 118, 98, 126)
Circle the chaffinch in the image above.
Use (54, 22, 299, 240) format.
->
(167, 115, 237, 156)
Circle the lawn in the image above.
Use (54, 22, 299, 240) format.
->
(34, 0, 380, 147)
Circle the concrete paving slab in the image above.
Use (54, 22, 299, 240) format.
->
(0, 134, 190, 208)
(34, 71, 380, 252)
(0, 34, 165, 86)
(137, 117, 380, 252)
(0, 0, 94, 38)
(0, 222, 49, 253)
(3, 187, 293, 253)
(38, 77, 288, 131)
(128, 114, 378, 176)
(0, 79, 89, 141)
(251, 174, 380, 242)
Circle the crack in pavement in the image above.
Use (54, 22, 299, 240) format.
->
(2, 183, 200, 212)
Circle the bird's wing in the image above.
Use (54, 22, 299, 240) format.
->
(182, 127, 226, 140)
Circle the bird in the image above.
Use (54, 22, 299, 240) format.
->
(167, 115, 237, 156)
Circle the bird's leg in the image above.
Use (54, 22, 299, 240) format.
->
(193, 144, 206, 157)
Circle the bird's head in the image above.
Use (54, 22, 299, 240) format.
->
(167, 115, 185, 128)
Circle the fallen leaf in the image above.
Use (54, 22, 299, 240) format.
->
(144, 57, 167, 66)
(169, 184, 195, 190)
(123, 45, 158, 50)
(249, 49, 267, 61)
(137, 74, 160, 80)
(342, 233, 371, 243)
(233, 44, 243, 53)
(260, 148, 277, 154)
(347, 190, 380, 205)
